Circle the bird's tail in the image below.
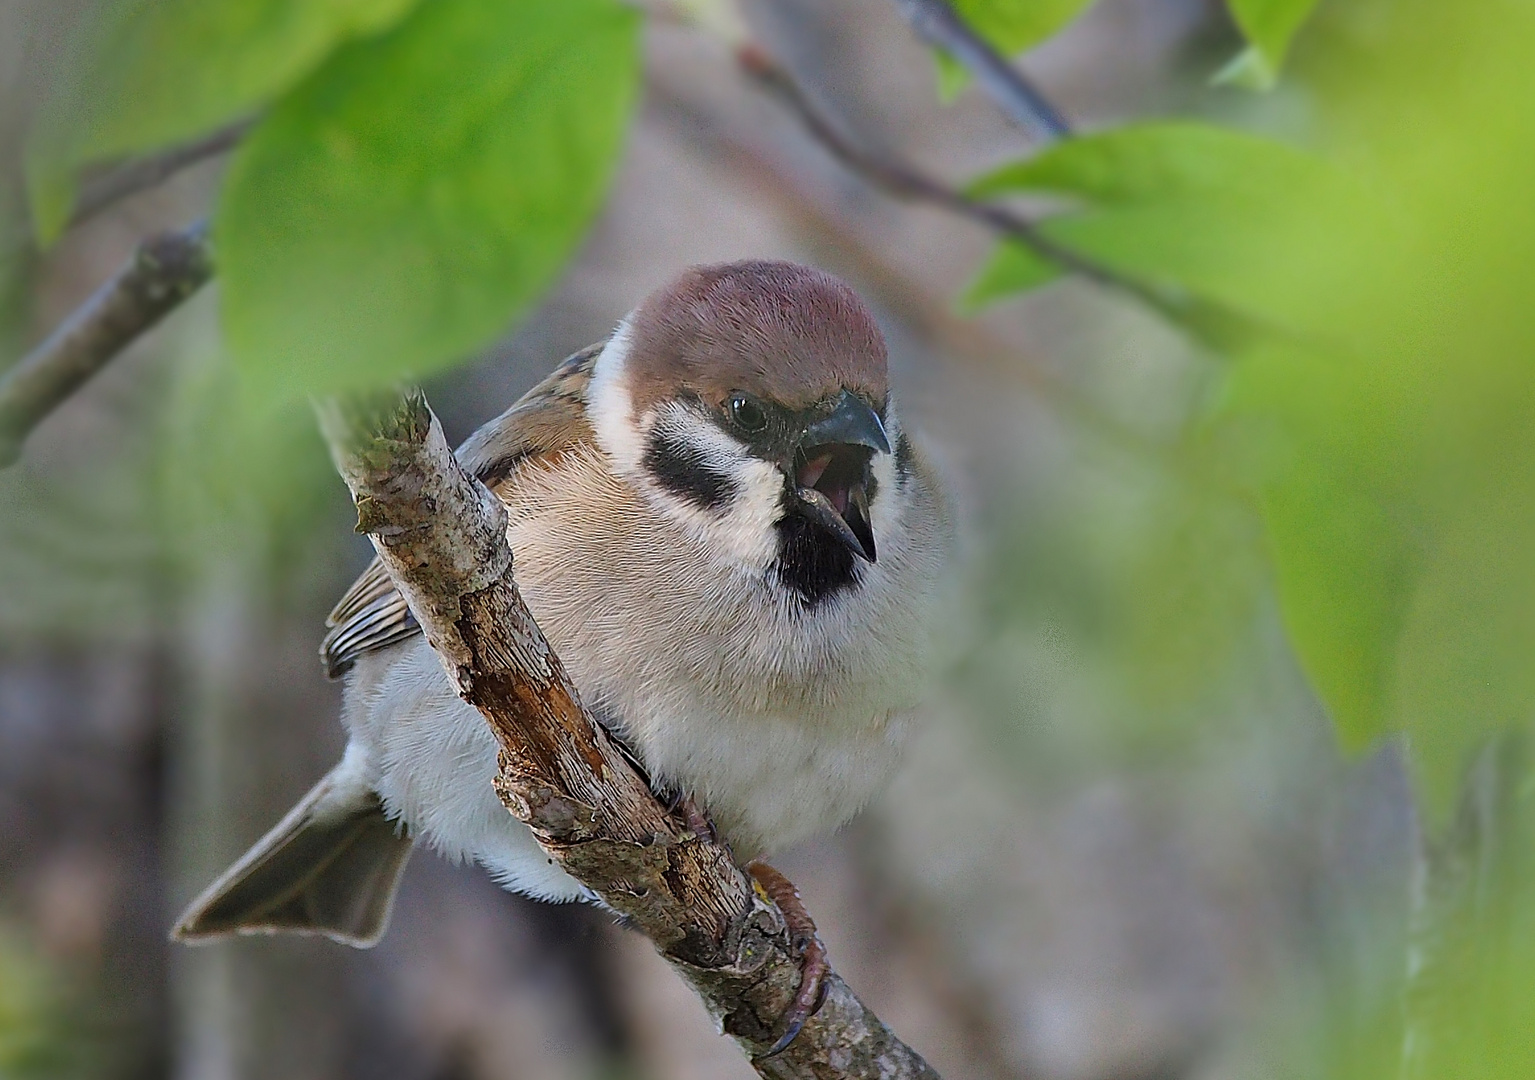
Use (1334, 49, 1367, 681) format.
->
(171, 759, 413, 948)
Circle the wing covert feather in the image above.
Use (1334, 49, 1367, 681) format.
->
(320, 341, 603, 677)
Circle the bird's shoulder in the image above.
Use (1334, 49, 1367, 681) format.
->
(320, 340, 606, 678)
(453, 340, 603, 485)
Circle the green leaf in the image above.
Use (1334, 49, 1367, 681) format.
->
(1210, 45, 1276, 92)
(1392, 494, 1535, 815)
(27, 0, 423, 242)
(1224, 0, 1321, 79)
(969, 121, 1327, 204)
(934, 52, 971, 104)
(1218, 341, 1426, 752)
(1202, 2, 1535, 817)
(936, 0, 1097, 99)
(966, 122, 1377, 333)
(217, 0, 641, 398)
(959, 240, 1062, 309)
(1217, 328, 1535, 808)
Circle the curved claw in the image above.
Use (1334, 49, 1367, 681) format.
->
(760, 933, 828, 1057)
(764, 1016, 806, 1059)
(747, 861, 830, 1058)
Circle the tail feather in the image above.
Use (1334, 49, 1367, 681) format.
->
(173, 764, 413, 948)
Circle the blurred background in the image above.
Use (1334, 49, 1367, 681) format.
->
(0, 1, 1427, 1078)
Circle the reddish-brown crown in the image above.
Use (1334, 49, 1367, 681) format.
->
(622, 261, 887, 414)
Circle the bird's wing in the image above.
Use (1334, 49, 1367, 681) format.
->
(320, 340, 604, 678)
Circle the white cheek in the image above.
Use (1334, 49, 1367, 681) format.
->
(868, 408, 904, 540)
(590, 349, 784, 571)
(712, 459, 784, 571)
(646, 404, 783, 571)
(870, 449, 900, 540)
(587, 318, 645, 474)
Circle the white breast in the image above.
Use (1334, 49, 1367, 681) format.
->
(501, 443, 947, 857)
(344, 438, 949, 895)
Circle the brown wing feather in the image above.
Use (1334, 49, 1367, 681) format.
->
(320, 341, 604, 678)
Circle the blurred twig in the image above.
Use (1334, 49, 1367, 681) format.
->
(732, 43, 1251, 345)
(641, 83, 1160, 456)
(735, 45, 1091, 283)
(0, 119, 245, 467)
(0, 220, 212, 467)
(71, 119, 252, 230)
(317, 388, 942, 1080)
(646, 69, 1252, 504)
(888, 0, 1071, 142)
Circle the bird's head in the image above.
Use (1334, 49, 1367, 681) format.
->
(588, 261, 903, 601)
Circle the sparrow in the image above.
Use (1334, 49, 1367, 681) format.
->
(174, 261, 953, 988)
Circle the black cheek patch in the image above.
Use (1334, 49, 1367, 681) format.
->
(642, 427, 738, 511)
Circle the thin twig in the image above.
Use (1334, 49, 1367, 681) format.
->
(0, 119, 245, 467)
(0, 220, 213, 467)
(71, 119, 253, 229)
(889, 0, 1071, 142)
(644, 81, 1236, 494)
(318, 388, 942, 1080)
(735, 47, 1075, 272)
(734, 44, 1239, 339)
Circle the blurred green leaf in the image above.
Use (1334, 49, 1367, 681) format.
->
(968, 121, 1380, 333)
(968, 121, 1321, 202)
(1115, 482, 1265, 713)
(0, 927, 95, 1078)
(959, 239, 1061, 308)
(1223, 0, 1320, 82)
(1218, 341, 1424, 754)
(1404, 918, 1535, 1080)
(1209, 0, 1535, 818)
(27, 0, 423, 242)
(1393, 498, 1535, 813)
(935, 0, 1097, 101)
(154, 345, 348, 586)
(1220, 338, 1535, 818)
(965, 0, 1535, 824)
(933, 53, 969, 103)
(217, 0, 640, 398)
(1211, 45, 1277, 92)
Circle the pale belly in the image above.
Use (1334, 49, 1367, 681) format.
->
(345, 624, 911, 902)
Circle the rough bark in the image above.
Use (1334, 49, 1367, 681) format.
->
(316, 388, 941, 1080)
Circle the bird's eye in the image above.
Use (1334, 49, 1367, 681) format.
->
(728, 394, 767, 433)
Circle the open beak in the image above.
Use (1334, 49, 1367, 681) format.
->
(789, 390, 888, 563)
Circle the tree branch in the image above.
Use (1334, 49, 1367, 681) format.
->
(888, 0, 1071, 142)
(71, 119, 252, 229)
(0, 219, 213, 467)
(0, 17, 1240, 476)
(316, 388, 941, 1080)
(733, 44, 1235, 336)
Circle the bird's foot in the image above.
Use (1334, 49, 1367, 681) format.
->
(666, 790, 718, 843)
(746, 860, 828, 1058)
